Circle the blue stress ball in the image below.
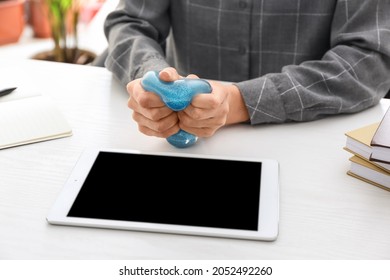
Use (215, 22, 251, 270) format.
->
(141, 71, 212, 148)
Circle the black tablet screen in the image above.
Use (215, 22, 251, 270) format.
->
(67, 152, 262, 231)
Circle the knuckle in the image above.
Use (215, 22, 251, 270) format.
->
(198, 128, 215, 138)
(137, 95, 151, 107)
(189, 108, 202, 120)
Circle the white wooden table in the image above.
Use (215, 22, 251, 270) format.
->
(1, 59, 389, 259)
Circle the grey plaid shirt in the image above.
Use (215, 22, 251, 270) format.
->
(103, 0, 390, 124)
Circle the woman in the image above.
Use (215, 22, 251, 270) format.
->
(99, 0, 390, 139)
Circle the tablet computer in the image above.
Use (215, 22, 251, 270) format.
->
(47, 148, 279, 241)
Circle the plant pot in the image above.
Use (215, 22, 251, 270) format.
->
(28, 0, 51, 38)
(31, 48, 97, 65)
(29, 0, 98, 65)
(0, 0, 26, 45)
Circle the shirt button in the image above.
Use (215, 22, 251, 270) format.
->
(239, 0, 248, 9)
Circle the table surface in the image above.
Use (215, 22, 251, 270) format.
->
(1, 59, 389, 260)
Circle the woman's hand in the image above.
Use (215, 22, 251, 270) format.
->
(178, 81, 249, 137)
(127, 67, 249, 139)
(126, 68, 182, 138)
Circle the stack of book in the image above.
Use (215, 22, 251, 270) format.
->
(344, 106, 390, 191)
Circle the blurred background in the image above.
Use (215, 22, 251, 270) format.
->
(0, 0, 118, 63)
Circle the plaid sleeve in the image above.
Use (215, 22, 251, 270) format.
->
(103, 0, 171, 85)
(237, 0, 390, 124)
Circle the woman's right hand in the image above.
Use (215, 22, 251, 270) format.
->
(126, 68, 181, 138)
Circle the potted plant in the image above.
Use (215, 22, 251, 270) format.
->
(29, 0, 51, 38)
(31, 0, 96, 64)
(0, 0, 26, 46)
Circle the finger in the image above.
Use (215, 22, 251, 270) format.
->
(191, 93, 223, 109)
(134, 112, 181, 138)
(138, 124, 181, 138)
(126, 78, 141, 97)
(128, 90, 166, 110)
(133, 110, 178, 131)
(179, 124, 217, 138)
(182, 97, 228, 121)
(129, 97, 174, 121)
(186, 74, 199, 79)
(137, 91, 167, 108)
(130, 82, 167, 108)
(159, 67, 181, 82)
(179, 110, 226, 129)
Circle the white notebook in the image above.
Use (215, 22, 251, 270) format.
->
(0, 88, 72, 149)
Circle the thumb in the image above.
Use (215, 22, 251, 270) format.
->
(159, 67, 181, 82)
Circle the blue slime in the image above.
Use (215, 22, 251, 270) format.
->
(141, 71, 212, 148)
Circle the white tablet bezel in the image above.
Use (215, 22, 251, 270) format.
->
(47, 148, 279, 241)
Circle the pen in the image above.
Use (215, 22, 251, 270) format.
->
(0, 87, 17, 97)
